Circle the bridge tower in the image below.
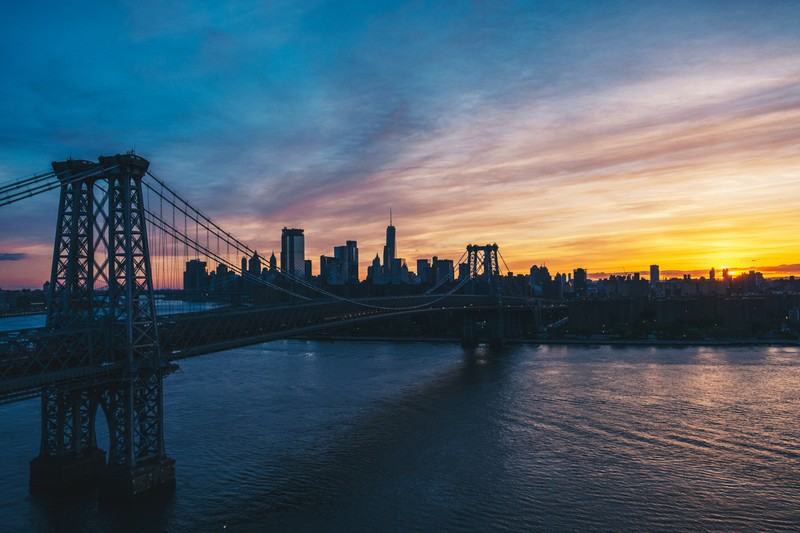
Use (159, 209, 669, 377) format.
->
(29, 153, 175, 499)
(463, 244, 505, 346)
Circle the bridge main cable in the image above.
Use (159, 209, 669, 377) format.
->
(144, 170, 474, 312)
(0, 164, 118, 207)
(143, 207, 313, 301)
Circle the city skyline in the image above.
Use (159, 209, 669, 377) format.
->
(2, 2, 800, 287)
(0, 201, 789, 290)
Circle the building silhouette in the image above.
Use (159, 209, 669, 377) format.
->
(248, 251, 262, 277)
(416, 259, 431, 283)
(574, 268, 587, 296)
(184, 259, 209, 293)
(319, 255, 340, 285)
(650, 264, 660, 285)
(432, 256, 454, 285)
(382, 210, 396, 275)
(368, 212, 410, 285)
(334, 240, 359, 284)
(281, 228, 305, 280)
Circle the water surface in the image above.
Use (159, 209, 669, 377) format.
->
(1, 323, 798, 530)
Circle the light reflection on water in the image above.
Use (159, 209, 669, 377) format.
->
(0, 329, 798, 531)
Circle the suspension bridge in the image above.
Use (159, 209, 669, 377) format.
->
(0, 153, 561, 501)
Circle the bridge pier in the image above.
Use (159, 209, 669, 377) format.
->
(31, 449, 176, 501)
(99, 457, 176, 501)
(461, 310, 507, 347)
(461, 314, 479, 347)
(30, 449, 107, 492)
(29, 374, 176, 499)
(29, 387, 106, 491)
(29, 381, 176, 499)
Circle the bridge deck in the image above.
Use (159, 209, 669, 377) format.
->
(1, 295, 531, 404)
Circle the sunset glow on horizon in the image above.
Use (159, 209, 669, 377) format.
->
(1, 2, 799, 288)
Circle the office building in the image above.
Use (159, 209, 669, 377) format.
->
(320, 255, 342, 285)
(417, 259, 430, 283)
(650, 264, 660, 284)
(248, 251, 262, 278)
(574, 268, 587, 296)
(281, 228, 305, 279)
(334, 240, 359, 284)
(184, 259, 209, 293)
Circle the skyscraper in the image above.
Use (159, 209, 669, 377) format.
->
(334, 240, 359, 284)
(574, 268, 587, 296)
(650, 264, 660, 284)
(346, 240, 359, 283)
(281, 228, 305, 279)
(417, 259, 430, 283)
(320, 255, 342, 285)
(248, 251, 262, 277)
(382, 210, 396, 274)
(183, 259, 208, 293)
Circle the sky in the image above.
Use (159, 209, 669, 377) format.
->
(1, 0, 799, 288)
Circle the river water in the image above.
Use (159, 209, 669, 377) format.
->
(1, 313, 799, 531)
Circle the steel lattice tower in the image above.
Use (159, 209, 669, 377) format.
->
(463, 244, 505, 346)
(466, 244, 500, 285)
(30, 153, 175, 499)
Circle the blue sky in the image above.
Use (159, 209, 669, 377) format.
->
(2, 1, 800, 287)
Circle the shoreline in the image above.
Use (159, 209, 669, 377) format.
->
(299, 335, 800, 348)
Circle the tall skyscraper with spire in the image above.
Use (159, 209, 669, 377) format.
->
(382, 209, 396, 274)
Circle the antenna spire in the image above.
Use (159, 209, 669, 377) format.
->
(390, 208, 392, 226)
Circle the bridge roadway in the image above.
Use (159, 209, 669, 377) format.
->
(0, 294, 528, 404)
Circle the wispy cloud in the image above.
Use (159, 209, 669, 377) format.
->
(1, 1, 800, 286)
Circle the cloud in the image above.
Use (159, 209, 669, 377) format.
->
(2, 1, 800, 286)
(759, 264, 800, 274)
(0, 253, 26, 261)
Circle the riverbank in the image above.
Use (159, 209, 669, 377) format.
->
(301, 334, 800, 347)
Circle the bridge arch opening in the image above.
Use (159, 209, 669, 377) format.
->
(92, 398, 111, 467)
